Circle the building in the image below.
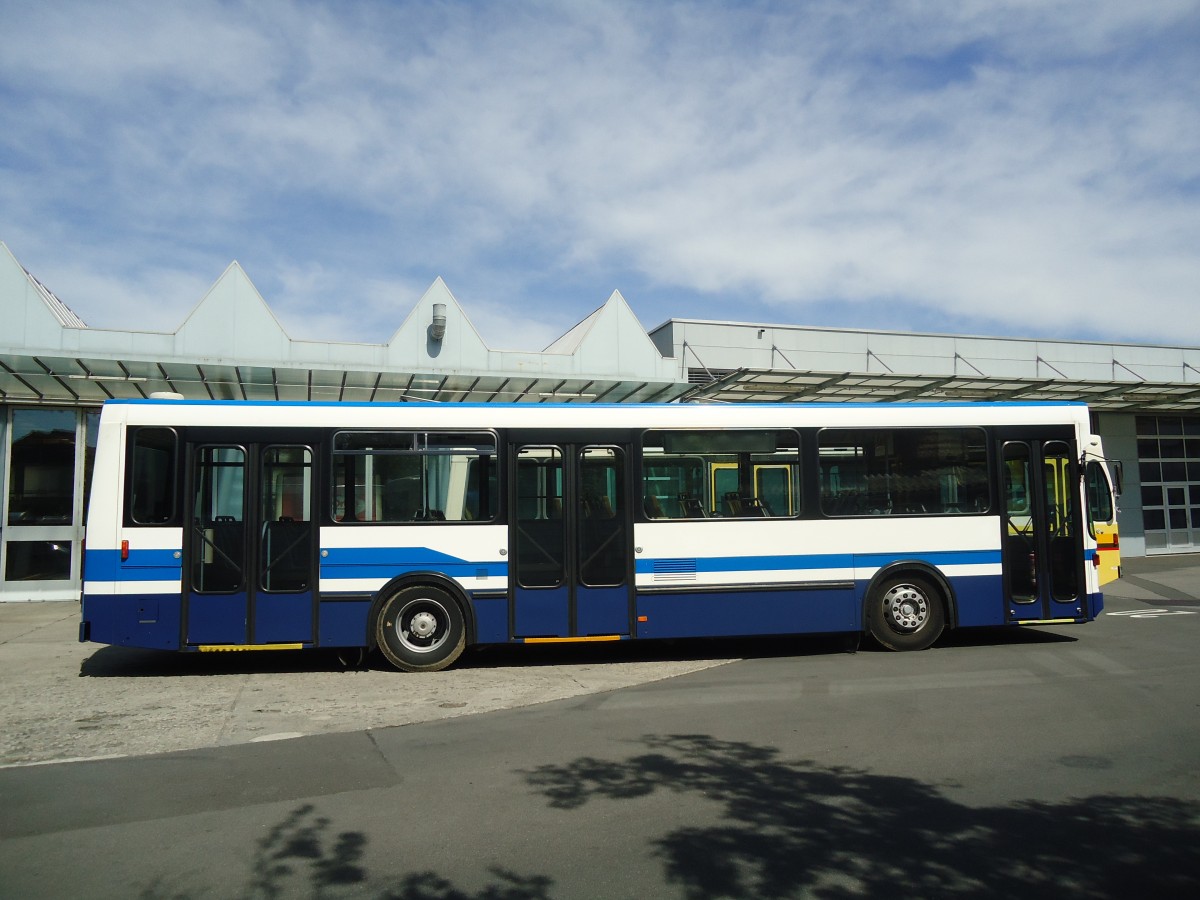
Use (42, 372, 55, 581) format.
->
(2, 241, 1198, 601)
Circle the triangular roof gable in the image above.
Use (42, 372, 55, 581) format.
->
(174, 262, 291, 359)
(0, 241, 84, 349)
(386, 277, 491, 367)
(548, 290, 666, 375)
(543, 304, 600, 354)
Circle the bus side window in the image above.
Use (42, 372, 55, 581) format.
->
(1086, 460, 1115, 532)
(331, 431, 498, 523)
(128, 427, 178, 525)
(642, 431, 801, 519)
(820, 428, 987, 517)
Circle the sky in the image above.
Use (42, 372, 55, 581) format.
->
(1, 0, 1198, 351)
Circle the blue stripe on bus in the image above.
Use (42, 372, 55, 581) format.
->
(853, 549, 1002, 568)
(87, 546, 1002, 586)
(633, 549, 1001, 575)
(320, 563, 509, 580)
(84, 549, 182, 581)
(321, 547, 501, 568)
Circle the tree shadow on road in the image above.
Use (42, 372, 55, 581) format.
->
(139, 735, 1198, 899)
(522, 733, 1199, 899)
(137, 802, 555, 900)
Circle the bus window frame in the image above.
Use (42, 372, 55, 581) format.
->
(329, 429, 500, 525)
(123, 426, 181, 528)
(1085, 458, 1116, 540)
(817, 426, 991, 518)
(639, 427, 803, 520)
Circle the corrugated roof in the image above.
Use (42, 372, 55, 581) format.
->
(24, 266, 88, 329)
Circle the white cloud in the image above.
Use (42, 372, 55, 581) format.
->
(1, 0, 1197, 348)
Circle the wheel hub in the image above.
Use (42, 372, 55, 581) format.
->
(407, 610, 439, 639)
(883, 584, 928, 632)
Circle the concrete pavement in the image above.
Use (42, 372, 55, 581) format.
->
(0, 600, 736, 767)
(1102, 553, 1200, 604)
(0, 553, 1194, 767)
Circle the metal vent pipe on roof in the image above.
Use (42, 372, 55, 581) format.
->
(431, 303, 447, 341)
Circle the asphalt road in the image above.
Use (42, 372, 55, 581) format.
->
(1, 564, 1198, 898)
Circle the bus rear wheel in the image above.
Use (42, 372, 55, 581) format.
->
(867, 575, 945, 651)
(375, 584, 466, 672)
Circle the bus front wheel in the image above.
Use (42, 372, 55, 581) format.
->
(375, 584, 466, 672)
(866, 575, 945, 651)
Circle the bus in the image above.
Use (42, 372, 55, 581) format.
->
(79, 399, 1120, 671)
(1089, 468, 1122, 585)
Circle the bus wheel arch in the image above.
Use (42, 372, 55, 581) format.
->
(863, 564, 953, 651)
(371, 576, 470, 672)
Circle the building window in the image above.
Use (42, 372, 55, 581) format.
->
(1137, 416, 1200, 552)
(3, 407, 91, 588)
(7, 408, 77, 526)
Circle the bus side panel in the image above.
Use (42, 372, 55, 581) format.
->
(938, 574, 1007, 627)
(317, 526, 509, 600)
(576, 586, 631, 637)
(470, 596, 509, 643)
(81, 591, 182, 650)
(254, 593, 314, 644)
(515, 586, 571, 637)
(318, 599, 371, 647)
(635, 587, 858, 640)
(312, 595, 528, 648)
(316, 526, 511, 646)
(1093, 523, 1121, 585)
(852, 546, 1007, 629)
(81, 539, 185, 650)
(186, 591, 248, 645)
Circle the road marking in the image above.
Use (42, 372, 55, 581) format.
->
(1106, 608, 1199, 619)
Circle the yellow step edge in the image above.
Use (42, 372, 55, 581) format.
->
(197, 643, 305, 652)
(1014, 619, 1079, 626)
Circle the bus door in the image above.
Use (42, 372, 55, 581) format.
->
(184, 441, 317, 646)
(510, 441, 633, 638)
(999, 437, 1085, 622)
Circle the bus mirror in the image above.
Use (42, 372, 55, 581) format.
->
(1111, 461, 1124, 497)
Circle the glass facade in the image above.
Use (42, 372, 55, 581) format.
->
(1136, 415, 1200, 553)
(1, 407, 98, 598)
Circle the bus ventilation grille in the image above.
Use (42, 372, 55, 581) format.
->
(653, 559, 698, 582)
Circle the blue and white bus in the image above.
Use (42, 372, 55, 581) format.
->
(79, 399, 1118, 671)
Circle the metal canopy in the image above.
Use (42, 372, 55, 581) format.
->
(0, 353, 691, 406)
(680, 367, 1200, 411)
(6, 354, 1200, 410)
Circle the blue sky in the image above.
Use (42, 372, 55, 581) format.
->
(2, 0, 1198, 350)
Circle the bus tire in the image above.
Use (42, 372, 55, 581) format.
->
(374, 584, 466, 672)
(866, 574, 945, 651)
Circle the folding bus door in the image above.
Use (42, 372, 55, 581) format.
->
(998, 435, 1086, 622)
(184, 441, 317, 646)
(510, 440, 633, 639)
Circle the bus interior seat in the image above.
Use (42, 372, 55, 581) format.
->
(724, 492, 770, 517)
(582, 493, 614, 518)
